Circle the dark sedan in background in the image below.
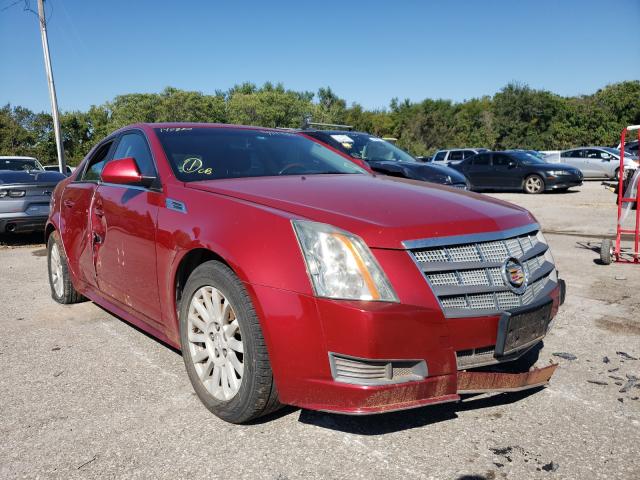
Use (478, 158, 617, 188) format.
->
(450, 150, 583, 194)
(0, 156, 66, 233)
(303, 130, 470, 189)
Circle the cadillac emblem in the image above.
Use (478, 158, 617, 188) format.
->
(501, 257, 528, 294)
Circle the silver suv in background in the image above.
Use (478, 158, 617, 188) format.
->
(560, 147, 639, 180)
(431, 148, 490, 165)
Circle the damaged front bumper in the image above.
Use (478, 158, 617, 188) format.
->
(457, 363, 558, 394)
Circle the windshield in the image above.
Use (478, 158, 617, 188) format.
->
(155, 128, 367, 182)
(509, 152, 546, 164)
(602, 147, 621, 157)
(321, 133, 417, 163)
(0, 158, 43, 171)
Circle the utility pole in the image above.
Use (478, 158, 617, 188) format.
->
(36, 0, 66, 174)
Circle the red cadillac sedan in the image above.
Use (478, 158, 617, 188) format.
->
(46, 123, 565, 423)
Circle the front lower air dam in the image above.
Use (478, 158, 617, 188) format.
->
(457, 364, 558, 394)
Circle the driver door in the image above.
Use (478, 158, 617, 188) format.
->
(92, 132, 163, 327)
(585, 149, 615, 178)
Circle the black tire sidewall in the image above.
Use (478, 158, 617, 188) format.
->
(179, 261, 265, 423)
(600, 239, 612, 265)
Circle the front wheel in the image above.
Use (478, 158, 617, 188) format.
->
(524, 175, 545, 194)
(179, 260, 280, 423)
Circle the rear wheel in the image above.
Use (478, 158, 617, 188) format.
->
(179, 260, 280, 423)
(600, 239, 613, 265)
(614, 168, 620, 181)
(47, 232, 84, 304)
(524, 175, 545, 194)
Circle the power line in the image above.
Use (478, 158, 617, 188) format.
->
(1, 0, 24, 12)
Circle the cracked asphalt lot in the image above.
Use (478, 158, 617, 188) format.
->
(1, 182, 638, 479)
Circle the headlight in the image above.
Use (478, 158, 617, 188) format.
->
(547, 170, 570, 176)
(0, 190, 6, 198)
(292, 220, 398, 302)
(8, 190, 26, 197)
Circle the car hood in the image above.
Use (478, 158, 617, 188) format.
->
(0, 170, 65, 185)
(397, 161, 468, 184)
(188, 174, 535, 249)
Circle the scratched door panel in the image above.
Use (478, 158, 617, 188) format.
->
(93, 184, 162, 326)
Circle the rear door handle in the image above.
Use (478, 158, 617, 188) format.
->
(63, 199, 75, 208)
(94, 205, 104, 217)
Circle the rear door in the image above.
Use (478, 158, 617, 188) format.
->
(59, 140, 115, 289)
(447, 150, 464, 165)
(92, 131, 163, 326)
(432, 151, 447, 164)
(562, 149, 591, 176)
(464, 153, 492, 188)
(491, 153, 521, 188)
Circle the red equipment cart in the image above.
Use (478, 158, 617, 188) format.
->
(600, 125, 640, 264)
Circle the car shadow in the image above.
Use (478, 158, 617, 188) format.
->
(297, 388, 543, 435)
(0, 231, 45, 247)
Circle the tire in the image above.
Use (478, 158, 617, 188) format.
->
(614, 168, 620, 181)
(179, 260, 280, 424)
(47, 232, 85, 304)
(600, 239, 613, 265)
(524, 174, 545, 194)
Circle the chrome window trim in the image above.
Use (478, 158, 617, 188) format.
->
(402, 223, 540, 250)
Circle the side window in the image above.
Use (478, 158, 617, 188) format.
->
(462, 150, 476, 159)
(568, 149, 584, 158)
(492, 153, 512, 167)
(448, 150, 464, 161)
(585, 149, 604, 159)
(112, 133, 157, 177)
(472, 153, 491, 166)
(81, 141, 113, 181)
(433, 151, 447, 161)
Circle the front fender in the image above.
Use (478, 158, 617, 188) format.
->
(156, 184, 314, 343)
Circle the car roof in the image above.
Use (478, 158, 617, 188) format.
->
(0, 156, 38, 160)
(114, 122, 297, 136)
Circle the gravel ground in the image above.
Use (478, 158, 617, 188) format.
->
(0, 181, 638, 480)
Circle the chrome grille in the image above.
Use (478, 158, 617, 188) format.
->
(407, 225, 558, 317)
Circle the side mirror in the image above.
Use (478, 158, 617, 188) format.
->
(101, 157, 155, 187)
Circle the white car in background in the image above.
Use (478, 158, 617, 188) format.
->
(431, 148, 489, 165)
(560, 147, 638, 180)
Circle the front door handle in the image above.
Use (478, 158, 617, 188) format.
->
(63, 199, 75, 208)
(94, 207, 104, 217)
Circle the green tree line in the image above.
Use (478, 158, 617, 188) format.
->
(1, 81, 639, 166)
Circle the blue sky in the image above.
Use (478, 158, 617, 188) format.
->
(1, 0, 639, 113)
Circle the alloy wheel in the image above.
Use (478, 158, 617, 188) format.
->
(50, 243, 64, 298)
(187, 286, 244, 401)
(525, 176, 543, 193)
